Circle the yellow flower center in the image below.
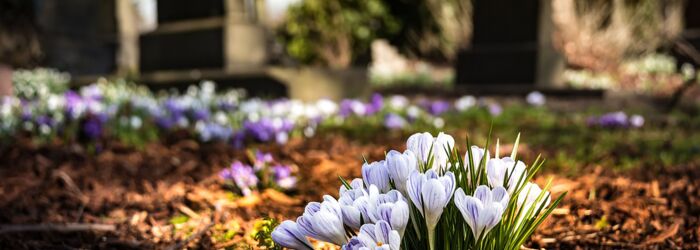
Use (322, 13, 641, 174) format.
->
(377, 242, 383, 246)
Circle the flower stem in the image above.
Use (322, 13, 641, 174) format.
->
(428, 228, 435, 250)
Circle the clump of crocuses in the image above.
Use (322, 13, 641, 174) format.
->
(272, 132, 564, 250)
(587, 111, 644, 128)
(219, 150, 297, 196)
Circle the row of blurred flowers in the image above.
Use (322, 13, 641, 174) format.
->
(2, 69, 646, 148)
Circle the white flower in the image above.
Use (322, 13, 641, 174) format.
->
(406, 132, 455, 171)
(386, 150, 418, 196)
(487, 157, 527, 194)
(297, 195, 348, 245)
(342, 220, 401, 250)
(630, 115, 644, 128)
(455, 95, 476, 111)
(271, 220, 314, 250)
(516, 182, 551, 225)
(526, 91, 546, 106)
(363, 161, 391, 193)
(406, 169, 455, 246)
(454, 185, 509, 240)
(389, 95, 409, 110)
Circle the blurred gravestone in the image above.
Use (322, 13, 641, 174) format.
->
(139, 0, 285, 97)
(455, 0, 539, 86)
(35, 0, 118, 76)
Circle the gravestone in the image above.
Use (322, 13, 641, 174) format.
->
(139, 0, 285, 97)
(35, 0, 118, 76)
(455, 0, 540, 86)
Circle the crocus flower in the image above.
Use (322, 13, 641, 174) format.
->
(339, 186, 372, 230)
(371, 191, 410, 237)
(219, 161, 259, 196)
(488, 103, 502, 116)
(388, 95, 409, 110)
(454, 95, 476, 111)
(406, 169, 455, 249)
(465, 146, 490, 185)
(406, 132, 455, 171)
(454, 185, 509, 240)
(526, 91, 546, 106)
(271, 220, 314, 250)
(340, 178, 366, 195)
(630, 114, 644, 128)
(385, 150, 417, 196)
(592, 111, 628, 127)
(253, 150, 274, 170)
(297, 195, 349, 245)
(427, 100, 450, 116)
(272, 164, 297, 189)
(486, 157, 527, 194)
(516, 182, 551, 217)
(342, 220, 401, 250)
(383, 113, 406, 129)
(365, 93, 384, 115)
(362, 161, 391, 193)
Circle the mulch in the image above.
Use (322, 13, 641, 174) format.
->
(0, 134, 698, 249)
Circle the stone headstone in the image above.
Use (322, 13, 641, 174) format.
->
(455, 0, 540, 86)
(35, 0, 118, 76)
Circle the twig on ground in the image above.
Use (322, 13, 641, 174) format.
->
(0, 223, 116, 234)
(166, 212, 218, 250)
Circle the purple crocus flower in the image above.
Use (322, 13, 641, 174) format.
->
(365, 93, 384, 115)
(488, 103, 502, 116)
(191, 108, 210, 121)
(219, 161, 259, 196)
(253, 150, 274, 170)
(272, 164, 297, 189)
(82, 116, 104, 140)
(596, 111, 628, 127)
(384, 113, 407, 129)
(428, 100, 450, 116)
(197, 122, 233, 142)
(243, 118, 294, 143)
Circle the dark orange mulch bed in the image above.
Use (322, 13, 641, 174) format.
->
(0, 135, 698, 249)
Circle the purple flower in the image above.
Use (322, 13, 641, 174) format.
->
(242, 118, 293, 143)
(196, 122, 233, 142)
(589, 111, 630, 128)
(365, 93, 384, 115)
(253, 150, 274, 170)
(272, 164, 297, 189)
(383, 113, 407, 129)
(488, 103, 502, 116)
(219, 161, 259, 196)
(428, 100, 450, 116)
(82, 116, 104, 140)
(598, 112, 627, 127)
(191, 108, 210, 121)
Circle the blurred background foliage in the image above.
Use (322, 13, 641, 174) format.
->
(276, 0, 686, 71)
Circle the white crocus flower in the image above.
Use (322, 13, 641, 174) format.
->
(271, 220, 314, 250)
(454, 185, 509, 240)
(406, 169, 455, 250)
(515, 182, 551, 228)
(454, 95, 476, 111)
(343, 220, 401, 250)
(296, 195, 349, 245)
(386, 150, 418, 196)
(526, 91, 546, 106)
(406, 132, 455, 171)
(362, 161, 391, 193)
(487, 157, 527, 194)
